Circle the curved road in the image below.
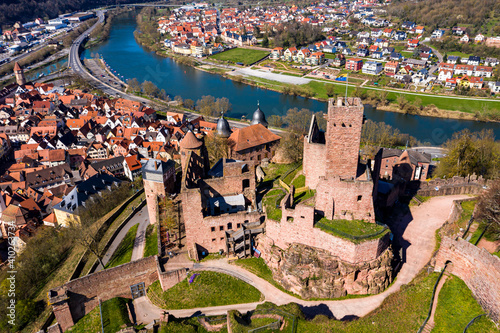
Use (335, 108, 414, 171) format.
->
(134, 195, 469, 323)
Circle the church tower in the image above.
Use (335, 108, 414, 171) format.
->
(14, 62, 26, 86)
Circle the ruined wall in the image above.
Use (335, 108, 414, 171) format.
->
(315, 177, 375, 222)
(415, 176, 489, 197)
(435, 237, 500, 322)
(265, 202, 389, 264)
(54, 256, 158, 328)
(303, 140, 326, 189)
(193, 211, 263, 254)
(156, 258, 188, 291)
(258, 234, 394, 298)
(181, 188, 204, 252)
(202, 166, 256, 202)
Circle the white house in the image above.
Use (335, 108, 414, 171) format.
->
(362, 61, 383, 75)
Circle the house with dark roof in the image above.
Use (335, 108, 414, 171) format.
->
(376, 148, 431, 182)
(53, 173, 121, 226)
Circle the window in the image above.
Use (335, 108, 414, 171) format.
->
(242, 179, 250, 189)
(357, 195, 362, 202)
(211, 227, 215, 232)
(237, 223, 241, 228)
(212, 238, 216, 242)
(257, 155, 261, 160)
(220, 237, 224, 241)
(220, 226, 224, 231)
(227, 223, 232, 229)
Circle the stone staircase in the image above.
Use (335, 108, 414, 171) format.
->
(226, 222, 264, 258)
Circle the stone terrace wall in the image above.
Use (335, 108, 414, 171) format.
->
(435, 237, 500, 322)
(416, 176, 490, 197)
(62, 256, 158, 325)
(266, 201, 389, 264)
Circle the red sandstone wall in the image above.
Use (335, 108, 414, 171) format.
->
(315, 178, 375, 222)
(435, 237, 500, 322)
(303, 140, 326, 189)
(144, 179, 165, 223)
(192, 211, 262, 253)
(266, 203, 386, 264)
(65, 256, 158, 322)
(325, 98, 363, 179)
(182, 189, 204, 252)
(158, 267, 188, 291)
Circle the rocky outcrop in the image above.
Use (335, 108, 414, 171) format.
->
(257, 234, 394, 299)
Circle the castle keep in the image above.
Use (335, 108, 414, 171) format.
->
(260, 97, 392, 298)
(303, 97, 376, 222)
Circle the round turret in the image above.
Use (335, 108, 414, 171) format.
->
(179, 130, 203, 149)
(216, 113, 232, 138)
(251, 102, 268, 128)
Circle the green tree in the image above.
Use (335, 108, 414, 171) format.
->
(436, 129, 500, 179)
(262, 34, 269, 48)
(325, 84, 336, 97)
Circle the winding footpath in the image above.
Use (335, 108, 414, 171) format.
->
(134, 195, 469, 323)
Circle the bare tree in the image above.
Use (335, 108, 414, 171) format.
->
(70, 220, 107, 270)
(475, 180, 500, 239)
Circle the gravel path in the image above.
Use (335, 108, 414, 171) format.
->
(233, 67, 311, 85)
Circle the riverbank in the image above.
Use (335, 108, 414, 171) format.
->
(128, 9, 500, 123)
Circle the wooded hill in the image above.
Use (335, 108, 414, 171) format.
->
(388, 0, 500, 36)
(0, 0, 156, 28)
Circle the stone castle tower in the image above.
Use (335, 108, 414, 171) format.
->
(324, 97, 364, 179)
(179, 130, 209, 174)
(303, 97, 376, 222)
(14, 62, 26, 86)
(142, 159, 176, 224)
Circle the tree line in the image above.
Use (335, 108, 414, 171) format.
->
(388, 0, 500, 36)
(435, 129, 500, 180)
(266, 21, 324, 48)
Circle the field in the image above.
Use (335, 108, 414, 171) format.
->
(68, 297, 131, 333)
(210, 48, 269, 65)
(433, 275, 499, 332)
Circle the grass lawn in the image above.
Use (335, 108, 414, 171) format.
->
(291, 174, 306, 188)
(263, 190, 284, 221)
(297, 271, 439, 332)
(143, 224, 158, 257)
(315, 217, 388, 243)
(159, 316, 228, 333)
(147, 271, 262, 309)
(433, 275, 499, 333)
(105, 223, 139, 269)
(210, 48, 269, 66)
(68, 297, 131, 333)
(293, 189, 315, 205)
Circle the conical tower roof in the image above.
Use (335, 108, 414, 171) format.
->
(216, 113, 232, 138)
(14, 62, 22, 71)
(251, 101, 268, 128)
(179, 130, 203, 149)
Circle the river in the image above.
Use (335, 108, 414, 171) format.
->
(82, 13, 500, 145)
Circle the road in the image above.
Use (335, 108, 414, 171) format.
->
(423, 39, 443, 74)
(133, 195, 469, 323)
(410, 146, 447, 160)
